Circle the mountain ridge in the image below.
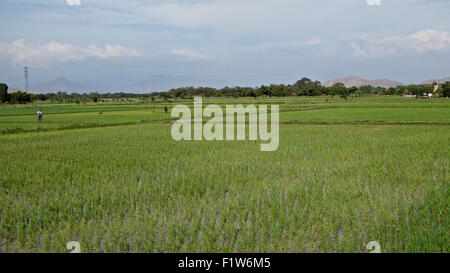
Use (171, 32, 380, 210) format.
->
(324, 76, 403, 88)
(423, 77, 450, 85)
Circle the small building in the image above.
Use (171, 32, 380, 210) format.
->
(434, 85, 440, 93)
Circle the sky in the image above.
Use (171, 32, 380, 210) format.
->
(1, 0, 450, 91)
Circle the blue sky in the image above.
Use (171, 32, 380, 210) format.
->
(1, 0, 450, 90)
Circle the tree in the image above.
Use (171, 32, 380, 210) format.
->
(358, 85, 373, 96)
(441, 82, 450, 97)
(349, 86, 358, 97)
(337, 86, 350, 99)
(293, 77, 323, 96)
(328, 83, 348, 99)
(406, 84, 421, 97)
(9, 91, 31, 104)
(407, 84, 433, 98)
(258, 85, 272, 97)
(36, 94, 48, 101)
(0, 83, 8, 103)
(89, 92, 99, 103)
(395, 86, 407, 96)
(385, 87, 396, 96)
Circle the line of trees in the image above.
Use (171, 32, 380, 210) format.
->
(1, 78, 449, 104)
(0, 85, 155, 104)
(162, 78, 450, 99)
(1, 83, 44, 104)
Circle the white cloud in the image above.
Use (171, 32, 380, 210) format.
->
(350, 29, 450, 58)
(0, 39, 142, 65)
(367, 0, 381, 6)
(170, 49, 206, 60)
(85, 44, 141, 59)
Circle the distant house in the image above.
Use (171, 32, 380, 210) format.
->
(434, 85, 440, 93)
(404, 86, 437, 99)
(432, 84, 441, 97)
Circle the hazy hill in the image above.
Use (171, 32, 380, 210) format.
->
(424, 77, 450, 85)
(325, 76, 403, 88)
(17, 75, 450, 93)
(127, 75, 193, 92)
(31, 77, 92, 93)
(29, 75, 226, 93)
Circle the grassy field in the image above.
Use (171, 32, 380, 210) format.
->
(0, 96, 448, 252)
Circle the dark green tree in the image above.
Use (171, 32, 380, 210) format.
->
(441, 82, 450, 97)
(0, 83, 8, 103)
(349, 86, 358, 96)
(328, 83, 348, 99)
(358, 85, 373, 96)
(395, 86, 406, 96)
(406, 85, 421, 97)
(385, 87, 396, 96)
(407, 84, 433, 97)
(293, 77, 323, 96)
(9, 91, 31, 104)
(89, 92, 99, 103)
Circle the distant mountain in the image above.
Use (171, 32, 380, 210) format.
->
(424, 77, 450, 85)
(31, 77, 94, 93)
(127, 75, 192, 92)
(27, 75, 227, 93)
(28, 75, 436, 93)
(325, 76, 403, 88)
(126, 75, 227, 92)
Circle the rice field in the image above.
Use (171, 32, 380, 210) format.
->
(0, 96, 448, 253)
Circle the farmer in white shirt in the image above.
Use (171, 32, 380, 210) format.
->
(37, 109, 43, 124)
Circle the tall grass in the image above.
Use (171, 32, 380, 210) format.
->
(0, 120, 447, 252)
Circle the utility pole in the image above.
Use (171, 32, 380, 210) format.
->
(24, 66, 29, 93)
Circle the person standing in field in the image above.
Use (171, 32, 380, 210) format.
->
(37, 109, 43, 124)
(164, 105, 168, 113)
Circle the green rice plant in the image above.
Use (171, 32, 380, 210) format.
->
(0, 97, 448, 252)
